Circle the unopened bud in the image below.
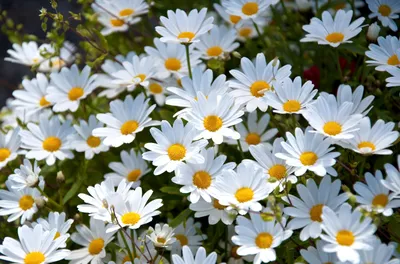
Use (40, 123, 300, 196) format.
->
(232, 51, 242, 59)
(272, 57, 279, 67)
(367, 22, 380, 42)
(102, 199, 109, 209)
(56, 171, 65, 184)
(260, 212, 275, 221)
(35, 197, 46, 208)
(73, 213, 81, 222)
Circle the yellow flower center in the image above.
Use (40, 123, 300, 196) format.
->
(135, 74, 146, 82)
(42, 136, 62, 152)
(283, 100, 301, 112)
(255, 232, 273, 248)
(309, 204, 324, 222)
(52, 59, 65, 68)
(32, 58, 40, 64)
(250, 81, 270, 97)
(88, 238, 104, 255)
(336, 230, 355, 246)
(372, 193, 388, 208)
(334, 3, 346, 10)
(19, 195, 34, 210)
(86, 136, 101, 148)
(323, 121, 342, 136)
(235, 187, 254, 203)
(358, 141, 376, 151)
(192, 171, 212, 189)
(378, 5, 391, 16)
(203, 115, 223, 132)
(178, 31, 195, 41)
(207, 46, 223, 57)
(175, 234, 188, 246)
(39, 96, 51, 107)
(68, 87, 84, 101)
(121, 212, 141, 225)
(229, 15, 241, 24)
(165, 58, 182, 71)
(0, 148, 11, 162)
(120, 120, 139, 135)
(231, 246, 241, 259)
(300, 151, 318, 166)
(325, 32, 345, 43)
(127, 169, 141, 182)
(239, 27, 252, 37)
(245, 133, 261, 145)
(119, 8, 134, 17)
(157, 237, 166, 243)
(387, 54, 400, 65)
(268, 164, 287, 180)
(242, 2, 259, 15)
(167, 143, 186, 160)
(110, 19, 125, 27)
(149, 83, 163, 94)
(123, 255, 134, 263)
(24, 252, 45, 264)
(54, 232, 61, 240)
(213, 199, 227, 210)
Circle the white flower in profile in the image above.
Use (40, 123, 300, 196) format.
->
(386, 67, 400, 88)
(33, 212, 74, 247)
(172, 246, 217, 264)
(8, 159, 44, 191)
(366, 0, 400, 31)
(366, 36, 400, 71)
(155, 8, 214, 44)
(331, 84, 374, 116)
(221, 0, 277, 20)
(301, 10, 365, 47)
(170, 217, 207, 254)
(145, 78, 173, 106)
(359, 237, 400, 264)
(0, 224, 70, 264)
(143, 118, 208, 175)
(189, 197, 237, 225)
(0, 127, 21, 169)
(93, 94, 158, 147)
(300, 240, 343, 264)
(320, 203, 377, 264)
(37, 42, 76, 72)
(236, 20, 262, 42)
(147, 223, 177, 248)
(381, 156, 400, 198)
(213, 3, 243, 26)
(5, 41, 44, 66)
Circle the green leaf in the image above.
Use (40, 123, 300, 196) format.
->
(62, 180, 82, 204)
(169, 208, 192, 227)
(160, 186, 182, 195)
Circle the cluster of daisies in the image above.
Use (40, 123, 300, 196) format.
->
(0, 0, 400, 264)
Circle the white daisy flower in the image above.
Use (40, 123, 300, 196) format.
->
(210, 161, 273, 215)
(235, 20, 261, 42)
(320, 203, 377, 264)
(142, 118, 208, 175)
(73, 115, 110, 160)
(0, 180, 40, 224)
(359, 237, 400, 264)
(172, 147, 236, 203)
(183, 93, 244, 144)
(386, 67, 400, 87)
(301, 10, 365, 47)
(66, 218, 116, 264)
(172, 246, 217, 264)
(367, 0, 400, 31)
(366, 35, 400, 71)
(265, 76, 317, 114)
(104, 149, 150, 188)
(33, 212, 74, 247)
(8, 159, 44, 191)
(338, 117, 399, 155)
(229, 53, 292, 112)
(170, 217, 206, 254)
(47, 64, 98, 112)
(221, 0, 276, 20)
(248, 138, 297, 192)
(218, 225, 255, 264)
(155, 8, 214, 44)
(5, 41, 44, 66)
(93, 94, 158, 147)
(146, 78, 173, 106)
(189, 197, 237, 225)
(37, 42, 76, 73)
(94, 0, 149, 20)
(0, 224, 70, 263)
(276, 127, 340, 177)
(213, 3, 243, 26)
(354, 170, 400, 216)
(303, 94, 363, 141)
(0, 127, 21, 169)
(232, 212, 292, 264)
(20, 115, 75, 166)
(300, 240, 343, 264)
(147, 223, 177, 248)
(11, 73, 52, 117)
(283, 175, 348, 241)
(94, 9, 130, 35)
(381, 156, 400, 198)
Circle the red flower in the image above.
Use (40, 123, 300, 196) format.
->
(339, 57, 356, 75)
(303, 65, 320, 88)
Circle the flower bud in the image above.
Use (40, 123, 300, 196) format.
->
(34, 197, 46, 208)
(56, 171, 65, 184)
(367, 22, 380, 42)
(232, 51, 242, 59)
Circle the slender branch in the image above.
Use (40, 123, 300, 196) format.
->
(184, 43, 193, 78)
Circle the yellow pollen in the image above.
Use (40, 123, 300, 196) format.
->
(68, 87, 84, 101)
(242, 2, 259, 15)
(192, 171, 212, 189)
(358, 141, 376, 151)
(325, 32, 345, 43)
(167, 143, 186, 160)
(110, 19, 125, 27)
(175, 234, 188, 246)
(88, 238, 105, 255)
(42, 136, 62, 152)
(239, 27, 252, 37)
(127, 169, 141, 182)
(300, 151, 318, 166)
(39, 96, 51, 107)
(19, 195, 34, 210)
(255, 232, 273, 248)
(336, 230, 355, 246)
(32, 58, 40, 64)
(283, 100, 301, 112)
(235, 187, 254, 203)
(119, 8, 134, 17)
(231, 246, 241, 259)
(121, 212, 141, 225)
(178, 32, 195, 41)
(203, 115, 223, 132)
(0, 148, 11, 162)
(387, 54, 400, 66)
(24, 252, 45, 264)
(250, 81, 270, 97)
(149, 83, 163, 94)
(372, 194, 388, 208)
(120, 120, 139, 135)
(52, 59, 65, 68)
(135, 74, 146, 82)
(229, 15, 241, 24)
(323, 121, 342, 136)
(177, 78, 182, 87)
(213, 199, 227, 210)
(309, 204, 324, 222)
(165, 58, 181, 71)
(157, 237, 166, 243)
(86, 136, 101, 148)
(123, 255, 134, 263)
(245, 133, 261, 145)
(378, 5, 391, 16)
(268, 164, 287, 180)
(207, 46, 223, 57)
(54, 232, 61, 240)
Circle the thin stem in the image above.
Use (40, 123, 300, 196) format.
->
(252, 19, 267, 51)
(224, 225, 228, 261)
(236, 139, 245, 159)
(119, 229, 135, 264)
(184, 43, 192, 78)
(37, 186, 63, 211)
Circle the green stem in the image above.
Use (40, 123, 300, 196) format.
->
(37, 186, 63, 211)
(252, 20, 267, 51)
(184, 43, 192, 78)
(119, 229, 135, 263)
(225, 225, 228, 261)
(236, 139, 245, 159)
(335, 49, 344, 82)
